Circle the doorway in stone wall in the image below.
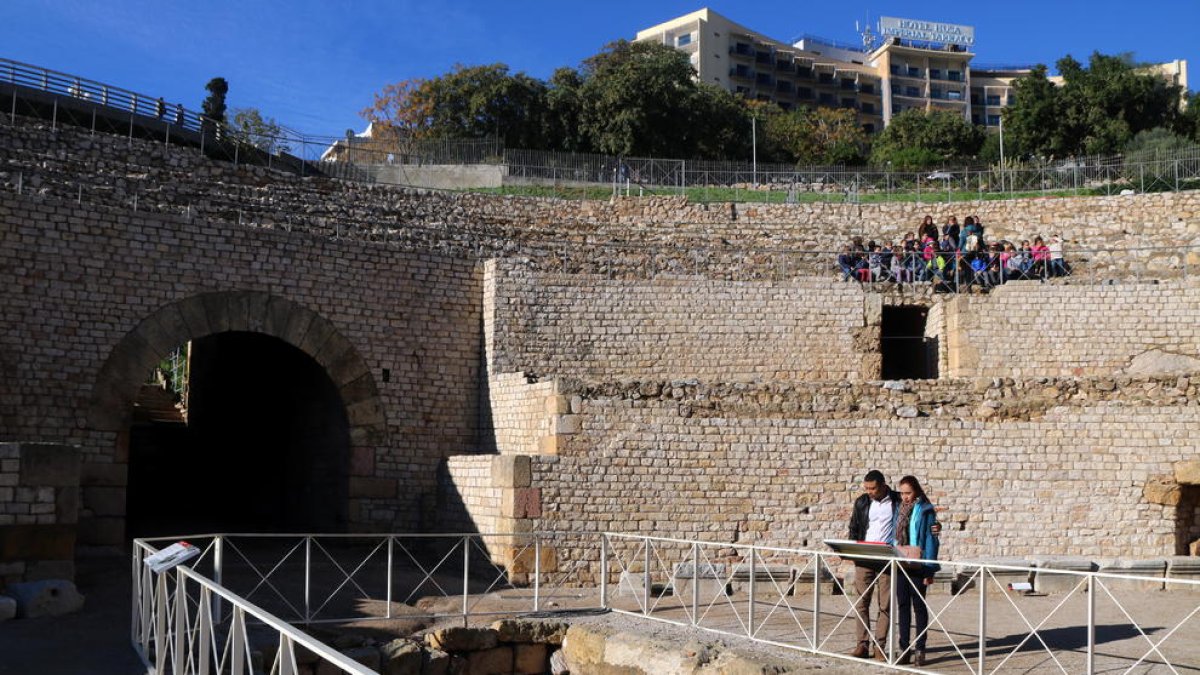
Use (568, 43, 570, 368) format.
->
(880, 306, 937, 380)
(126, 332, 351, 537)
(1179, 486, 1200, 555)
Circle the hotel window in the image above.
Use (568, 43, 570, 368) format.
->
(676, 33, 692, 46)
(860, 83, 875, 95)
(905, 86, 920, 97)
(819, 92, 835, 104)
(798, 87, 813, 99)
(796, 66, 813, 78)
(1007, 93, 1017, 105)
(818, 72, 834, 84)
(971, 90, 982, 104)
(841, 78, 856, 90)
(930, 68, 942, 80)
(890, 65, 899, 75)
(907, 66, 920, 77)
(862, 102, 876, 114)
(931, 87, 943, 100)
(863, 123, 875, 133)
(891, 84, 901, 95)
(947, 90, 962, 101)
(972, 114, 982, 124)
(987, 114, 1001, 126)
(841, 98, 857, 108)
(986, 94, 1001, 106)
(948, 70, 962, 82)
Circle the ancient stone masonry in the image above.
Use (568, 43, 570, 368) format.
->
(5, 118, 1200, 281)
(0, 443, 79, 586)
(4, 111, 1200, 570)
(0, 190, 481, 544)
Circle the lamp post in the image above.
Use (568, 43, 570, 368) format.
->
(752, 115, 758, 189)
(998, 114, 1006, 195)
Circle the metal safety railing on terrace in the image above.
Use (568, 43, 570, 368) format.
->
(132, 532, 1200, 674)
(6, 56, 1200, 204)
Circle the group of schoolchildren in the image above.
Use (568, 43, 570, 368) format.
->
(837, 214, 1070, 289)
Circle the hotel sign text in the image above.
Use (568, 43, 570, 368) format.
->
(879, 17, 975, 47)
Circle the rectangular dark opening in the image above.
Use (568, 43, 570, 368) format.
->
(881, 306, 937, 380)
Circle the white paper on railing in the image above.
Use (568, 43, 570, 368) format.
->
(144, 541, 201, 573)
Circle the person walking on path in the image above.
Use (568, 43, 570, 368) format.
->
(846, 469, 900, 660)
(892, 475, 940, 667)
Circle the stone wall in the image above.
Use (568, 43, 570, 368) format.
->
(0, 191, 481, 543)
(527, 382, 1200, 560)
(487, 260, 878, 382)
(5, 118, 1200, 282)
(0, 443, 79, 587)
(481, 373, 557, 456)
(945, 280, 1200, 378)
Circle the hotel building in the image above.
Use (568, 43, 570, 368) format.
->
(635, 8, 1187, 133)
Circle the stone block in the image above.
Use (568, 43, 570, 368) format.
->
(83, 486, 126, 516)
(507, 544, 557, 575)
(545, 395, 570, 415)
(549, 648, 568, 675)
(56, 486, 79, 524)
(501, 488, 541, 519)
(380, 638, 423, 675)
(1144, 477, 1181, 506)
(80, 462, 128, 487)
(466, 646, 511, 674)
(673, 578, 729, 601)
(423, 648, 450, 675)
(513, 643, 547, 674)
(26, 559, 75, 582)
(19, 444, 80, 487)
(0, 525, 75, 562)
(537, 436, 565, 455)
(561, 625, 609, 671)
(492, 455, 531, 489)
(1176, 460, 1200, 486)
(553, 415, 581, 435)
(491, 619, 569, 645)
(425, 626, 499, 652)
(348, 477, 396, 499)
(6, 579, 85, 618)
(349, 446, 375, 477)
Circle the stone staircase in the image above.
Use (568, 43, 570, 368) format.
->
(132, 382, 186, 425)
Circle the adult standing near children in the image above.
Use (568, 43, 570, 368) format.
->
(892, 475, 940, 667)
(846, 469, 900, 659)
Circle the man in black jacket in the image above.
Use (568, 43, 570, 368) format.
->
(846, 469, 900, 660)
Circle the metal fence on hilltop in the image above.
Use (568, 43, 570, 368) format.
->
(5, 55, 1200, 204)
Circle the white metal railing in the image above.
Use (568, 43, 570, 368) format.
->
(601, 533, 1200, 675)
(133, 533, 1200, 674)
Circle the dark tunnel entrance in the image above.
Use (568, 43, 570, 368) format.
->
(126, 332, 350, 537)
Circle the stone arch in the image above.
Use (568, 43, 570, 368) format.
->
(79, 291, 387, 540)
(86, 290, 385, 443)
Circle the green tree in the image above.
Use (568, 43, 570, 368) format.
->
(202, 77, 229, 125)
(1003, 64, 1062, 158)
(543, 67, 585, 152)
(575, 40, 700, 157)
(869, 109, 983, 167)
(231, 108, 289, 153)
(1005, 52, 1183, 158)
(760, 106, 866, 165)
(361, 64, 549, 149)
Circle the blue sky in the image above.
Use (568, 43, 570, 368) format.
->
(2, 1, 1196, 138)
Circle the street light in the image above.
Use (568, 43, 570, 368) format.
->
(752, 115, 758, 189)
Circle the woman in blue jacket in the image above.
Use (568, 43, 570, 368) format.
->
(893, 475, 940, 667)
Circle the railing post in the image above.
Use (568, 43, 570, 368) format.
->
(978, 567, 987, 675)
(462, 535, 471, 623)
(600, 535, 609, 609)
(174, 571, 187, 675)
(386, 536, 394, 619)
(747, 546, 755, 638)
(812, 552, 821, 651)
(643, 538, 652, 615)
(154, 572, 168, 674)
(231, 608, 246, 675)
(1086, 574, 1096, 675)
(198, 587, 212, 675)
(304, 536, 312, 623)
(212, 536, 223, 626)
(691, 542, 699, 626)
(534, 535, 541, 613)
(887, 560, 896, 664)
(51, 99, 57, 131)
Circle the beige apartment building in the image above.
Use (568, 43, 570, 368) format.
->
(635, 8, 1187, 133)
